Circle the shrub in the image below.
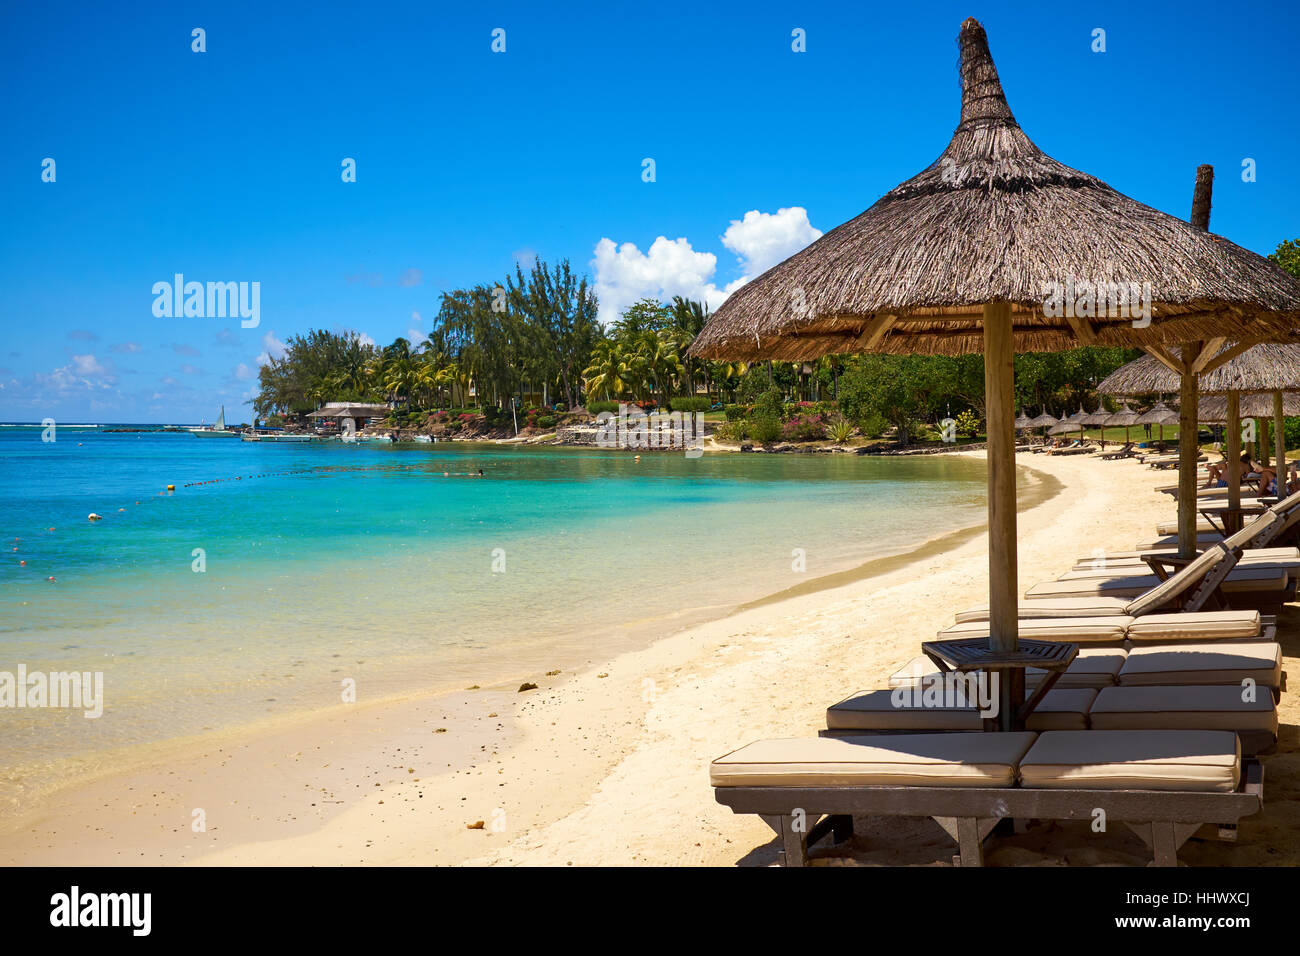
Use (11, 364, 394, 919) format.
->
(586, 400, 620, 415)
(829, 417, 855, 443)
(669, 396, 711, 413)
(750, 415, 782, 444)
(716, 420, 749, 441)
(537, 415, 556, 429)
(782, 413, 828, 442)
(858, 412, 889, 439)
(752, 387, 785, 422)
(953, 409, 981, 438)
(723, 404, 748, 421)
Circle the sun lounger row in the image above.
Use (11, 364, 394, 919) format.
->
(825, 685, 1277, 753)
(891, 643, 1283, 691)
(711, 730, 1262, 866)
(940, 611, 1270, 643)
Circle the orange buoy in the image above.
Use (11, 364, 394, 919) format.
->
(47, 576, 55, 582)
(19, 560, 26, 566)
(167, 484, 175, 491)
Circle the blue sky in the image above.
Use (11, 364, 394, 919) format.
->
(1, 0, 1297, 422)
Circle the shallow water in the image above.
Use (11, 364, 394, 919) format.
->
(0, 425, 989, 801)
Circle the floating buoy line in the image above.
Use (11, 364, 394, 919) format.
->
(9, 463, 487, 580)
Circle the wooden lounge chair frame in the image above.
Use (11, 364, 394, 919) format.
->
(716, 759, 1264, 867)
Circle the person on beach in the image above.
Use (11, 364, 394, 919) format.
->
(1204, 451, 1255, 488)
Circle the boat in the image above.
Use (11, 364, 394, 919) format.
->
(190, 405, 240, 437)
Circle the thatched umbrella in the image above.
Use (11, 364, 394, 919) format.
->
(688, 18, 1300, 730)
(1135, 400, 1180, 445)
(1198, 392, 1300, 421)
(1104, 402, 1141, 446)
(1082, 404, 1115, 448)
(1100, 343, 1300, 512)
(1026, 410, 1058, 443)
(1013, 409, 1032, 431)
(1064, 405, 1089, 442)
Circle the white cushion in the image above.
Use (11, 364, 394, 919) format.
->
(709, 733, 1038, 788)
(1089, 685, 1277, 735)
(1119, 642, 1282, 687)
(1124, 610, 1261, 642)
(1019, 730, 1240, 792)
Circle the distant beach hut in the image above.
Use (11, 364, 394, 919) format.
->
(1100, 344, 1300, 515)
(306, 402, 393, 434)
(688, 18, 1300, 729)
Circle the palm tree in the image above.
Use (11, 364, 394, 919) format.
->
(582, 341, 632, 401)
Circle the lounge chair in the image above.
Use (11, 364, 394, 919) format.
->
(710, 730, 1262, 866)
(955, 514, 1285, 622)
(1100, 442, 1135, 461)
(937, 610, 1269, 644)
(1109, 488, 1300, 557)
(824, 683, 1277, 754)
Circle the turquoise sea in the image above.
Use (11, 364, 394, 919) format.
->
(0, 424, 990, 806)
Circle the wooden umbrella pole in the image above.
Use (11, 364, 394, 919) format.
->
(1227, 391, 1241, 513)
(1277, 390, 1287, 494)
(983, 301, 1020, 731)
(1178, 165, 1215, 559)
(1178, 350, 1201, 559)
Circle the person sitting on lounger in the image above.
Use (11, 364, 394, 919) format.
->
(1205, 452, 1256, 488)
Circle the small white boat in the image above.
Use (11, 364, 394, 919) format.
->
(411, 435, 433, 443)
(190, 405, 240, 437)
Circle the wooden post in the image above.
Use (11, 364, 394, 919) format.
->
(1277, 391, 1287, 495)
(1177, 350, 1201, 559)
(983, 301, 1020, 731)
(1178, 165, 1215, 558)
(1227, 391, 1241, 513)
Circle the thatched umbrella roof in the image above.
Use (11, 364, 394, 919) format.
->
(1135, 401, 1180, 426)
(1014, 409, 1032, 429)
(688, 21, 1300, 362)
(1105, 403, 1141, 427)
(1026, 411, 1059, 427)
(1197, 393, 1300, 421)
(1082, 406, 1115, 427)
(1097, 343, 1300, 397)
(1048, 420, 1077, 436)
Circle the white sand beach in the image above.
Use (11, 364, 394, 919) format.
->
(3, 450, 1297, 867)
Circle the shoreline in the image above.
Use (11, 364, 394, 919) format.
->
(0, 449, 1050, 865)
(7, 451, 1294, 866)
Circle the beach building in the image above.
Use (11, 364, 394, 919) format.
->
(306, 402, 392, 432)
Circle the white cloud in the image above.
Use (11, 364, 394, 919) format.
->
(357, 333, 376, 349)
(592, 236, 726, 325)
(71, 354, 106, 376)
(719, 207, 822, 292)
(233, 363, 254, 381)
(256, 331, 287, 366)
(592, 207, 821, 324)
(398, 268, 423, 287)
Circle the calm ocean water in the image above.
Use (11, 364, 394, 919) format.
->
(0, 424, 988, 804)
